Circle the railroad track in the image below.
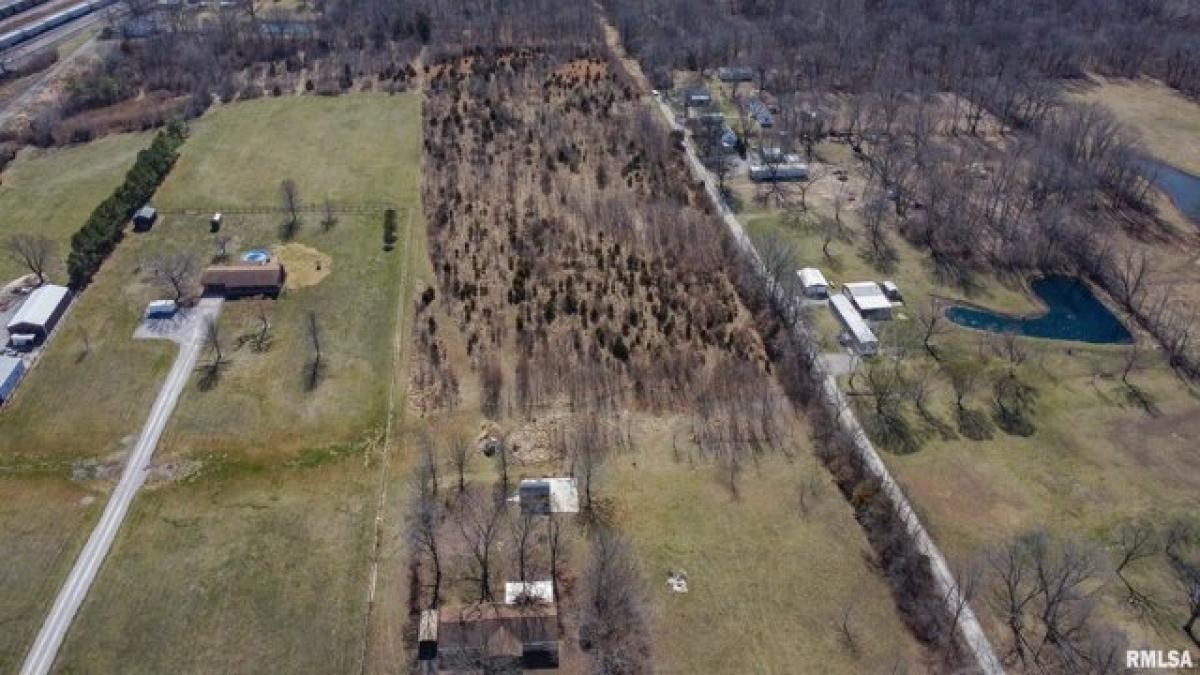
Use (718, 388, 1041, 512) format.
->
(0, 0, 117, 58)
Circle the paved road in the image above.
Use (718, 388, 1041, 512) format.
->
(20, 296, 221, 675)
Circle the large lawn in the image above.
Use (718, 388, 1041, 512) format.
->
(0, 92, 424, 672)
(0, 132, 153, 283)
(0, 478, 100, 672)
(155, 93, 421, 209)
(53, 460, 376, 674)
(609, 417, 927, 674)
(882, 335, 1200, 653)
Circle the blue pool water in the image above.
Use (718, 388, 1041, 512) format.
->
(1140, 158, 1200, 225)
(945, 276, 1132, 344)
(242, 249, 271, 263)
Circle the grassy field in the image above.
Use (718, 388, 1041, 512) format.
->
(881, 332, 1200, 652)
(0, 132, 153, 283)
(1068, 75, 1200, 176)
(155, 94, 420, 208)
(0, 478, 101, 672)
(609, 419, 926, 674)
(53, 461, 375, 674)
(0, 92, 424, 672)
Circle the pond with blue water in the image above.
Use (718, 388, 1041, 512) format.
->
(945, 276, 1132, 344)
(1140, 158, 1200, 225)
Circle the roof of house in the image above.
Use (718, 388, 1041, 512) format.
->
(843, 282, 892, 312)
(7, 284, 69, 331)
(517, 477, 579, 512)
(0, 355, 24, 381)
(201, 263, 284, 288)
(830, 294, 878, 346)
(438, 604, 558, 659)
(797, 267, 828, 288)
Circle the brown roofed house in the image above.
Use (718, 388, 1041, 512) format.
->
(436, 603, 559, 672)
(201, 262, 285, 298)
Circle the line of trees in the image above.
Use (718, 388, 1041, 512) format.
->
(66, 119, 186, 289)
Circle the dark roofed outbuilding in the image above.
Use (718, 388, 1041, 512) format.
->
(133, 206, 158, 231)
(437, 603, 559, 672)
(200, 262, 285, 298)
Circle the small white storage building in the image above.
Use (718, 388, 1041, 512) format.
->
(843, 282, 894, 321)
(881, 280, 902, 302)
(830, 294, 879, 356)
(6, 284, 70, 341)
(0, 355, 26, 401)
(797, 268, 829, 298)
(145, 299, 178, 318)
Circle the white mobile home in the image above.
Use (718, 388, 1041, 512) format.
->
(0, 356, 25, 401)
(830, 294, 878, 356)
(797, 268, 829, 298)
(749, 161, 809, 182)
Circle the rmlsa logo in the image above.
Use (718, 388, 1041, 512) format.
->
(1126, 649, 1195, 669)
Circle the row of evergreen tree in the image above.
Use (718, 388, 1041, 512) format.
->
(66, 119, 187, 289)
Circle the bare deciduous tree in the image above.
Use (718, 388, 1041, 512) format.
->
(581, 528, 651, 674)
(448, 436, 470, 494)
(280, 179, 300, 239)
(4, 234, 55, 284)
(456, 490, 506, 603)
(1165, 520, 1200, 647)
(147, 251, 198, 302)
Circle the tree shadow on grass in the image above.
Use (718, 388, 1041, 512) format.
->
(197, 360, 230, 391)
(1122, 383, 1162, 417)
(303, 358, 325, 392)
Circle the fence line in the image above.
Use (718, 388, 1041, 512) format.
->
(157, 201, 406, 216)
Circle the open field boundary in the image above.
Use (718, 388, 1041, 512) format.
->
(157, 201, 407, 216)
(598, 15, 1004, 671)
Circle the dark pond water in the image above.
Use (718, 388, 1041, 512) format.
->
(1140, 158, 1200, 224)
(945, 276, 1132, 344)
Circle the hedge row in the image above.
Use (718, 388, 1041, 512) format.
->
(66, 119, 187, 289)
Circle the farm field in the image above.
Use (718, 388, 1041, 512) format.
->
(0, 131, 153, 283)
(0, 92, 424, 672)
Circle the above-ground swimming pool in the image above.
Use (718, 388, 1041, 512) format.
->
(945, 276, 1132, 344)
(242, 249, 271, 264)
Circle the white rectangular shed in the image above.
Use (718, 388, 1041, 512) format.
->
(797, 268, 829, 298)
(830, 294, 878, 356)
(6, 284, 70, 339)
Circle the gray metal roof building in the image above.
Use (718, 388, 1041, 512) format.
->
(6, 284, 70, 339)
